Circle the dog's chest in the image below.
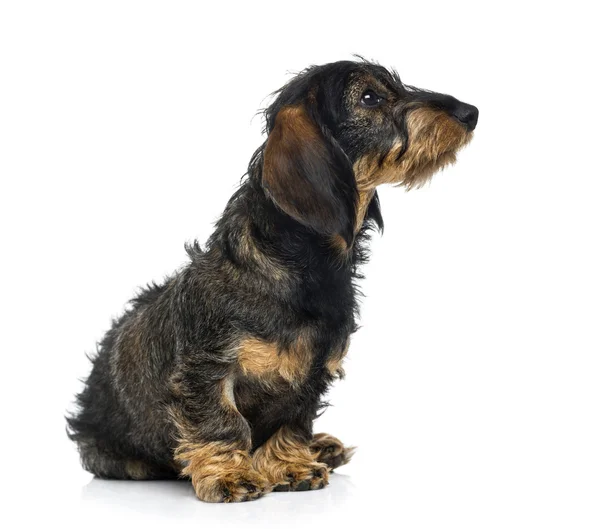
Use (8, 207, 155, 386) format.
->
(235, 332, 350, 388)
(233, 331, 351, 443)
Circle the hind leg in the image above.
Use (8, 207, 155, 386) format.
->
(76, 439, 178, 480)
(309, 433, 355, 471)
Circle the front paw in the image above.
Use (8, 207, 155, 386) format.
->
(193, 467, 270, 503)
(310, 432, 356, 471)
(175, 441, 270, 503)
(252, 427, 330, 492)
(271, 462, 329, 492)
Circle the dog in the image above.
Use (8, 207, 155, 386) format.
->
(67, 59, 477, 502)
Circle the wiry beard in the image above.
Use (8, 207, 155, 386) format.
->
(353, 107, 473, 191)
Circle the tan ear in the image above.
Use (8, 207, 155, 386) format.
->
(262, 105, 357, 245)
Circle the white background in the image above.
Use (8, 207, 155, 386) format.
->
(1, 1, 599, 527)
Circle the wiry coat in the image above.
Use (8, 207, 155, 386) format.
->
(68, 59, 477, 501)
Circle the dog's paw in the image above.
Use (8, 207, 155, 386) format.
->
(193, 468, 270, 503)
(310, 433, 356, 471)
(272, 462, 329, 492)
(252, 426, 330, 492)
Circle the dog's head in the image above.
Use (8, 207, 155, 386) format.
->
(260, 59, 478, 246)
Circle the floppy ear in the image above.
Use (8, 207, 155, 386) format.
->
(262, 105, 357, 245)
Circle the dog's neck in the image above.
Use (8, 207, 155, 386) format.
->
(210, 178, 372, 272)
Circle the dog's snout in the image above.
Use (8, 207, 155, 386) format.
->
(452, 102, 479, 132)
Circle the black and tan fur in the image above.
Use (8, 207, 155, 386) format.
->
(67, 59, 478, 502)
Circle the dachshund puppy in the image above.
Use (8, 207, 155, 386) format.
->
(68, 59, 477, 502)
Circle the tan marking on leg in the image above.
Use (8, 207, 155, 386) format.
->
(168, 389, 265, 502)
(174, 440, 269, 503)
(252, 427, 329, 491)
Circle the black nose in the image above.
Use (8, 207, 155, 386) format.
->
(452, 103, 479, 132)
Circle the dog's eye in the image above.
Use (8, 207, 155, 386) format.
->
(360, 89, 384, 107)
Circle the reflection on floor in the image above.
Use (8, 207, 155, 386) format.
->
(80, 472, 357, 526)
